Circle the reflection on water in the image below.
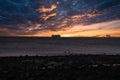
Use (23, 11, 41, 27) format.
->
(0, 37, 120, 56)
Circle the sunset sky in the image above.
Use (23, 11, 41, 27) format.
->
(0, 0, 120, 37)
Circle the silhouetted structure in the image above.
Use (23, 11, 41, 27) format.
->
(105, 35, 111, 38)
(52, 35, 61, 38)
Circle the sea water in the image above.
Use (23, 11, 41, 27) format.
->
(0, 37, 120, 56)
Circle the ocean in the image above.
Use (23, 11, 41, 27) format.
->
(0, 37, 120, 56)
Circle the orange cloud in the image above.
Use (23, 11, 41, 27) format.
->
(41, 13, 57, 20)
(38, 5, 57, 12)
(25, 24, 42, 32)
(70, 14, 97, 20)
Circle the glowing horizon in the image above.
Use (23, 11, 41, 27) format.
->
(11, 20, 120, 37)
(0, 0, 120, 37)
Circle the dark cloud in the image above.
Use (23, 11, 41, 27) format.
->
(0, 0, 120, 36)
(95, 0, 120, 12)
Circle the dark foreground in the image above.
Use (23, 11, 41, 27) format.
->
(0, 55, 120, 80)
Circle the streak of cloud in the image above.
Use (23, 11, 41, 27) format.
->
(38, 4, 57, 12)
